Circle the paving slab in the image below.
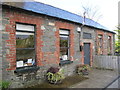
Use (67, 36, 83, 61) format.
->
(107, 76, 120, 88)
(70, 69, 118, 88)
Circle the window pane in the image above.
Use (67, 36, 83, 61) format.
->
(16, 49, 35, 60)
(97, 35, 103, 55)
(16, 49, 35, 67)
(107, 36, 111, 54)
(60, 35, 69, 47)
(16, 24, 35, 68)
(98, 35, 102, 38)
(60, 48, 69, 60)
(59, 30, 70, 61)
(16, 32, 34, 48)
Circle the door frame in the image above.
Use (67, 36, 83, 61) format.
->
(83, 43, 91, 65)
(81, 42, 93, 66)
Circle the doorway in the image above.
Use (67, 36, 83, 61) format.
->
(84, 43, 90, 65)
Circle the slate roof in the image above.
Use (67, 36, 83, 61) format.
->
(2, 1, 115, 33)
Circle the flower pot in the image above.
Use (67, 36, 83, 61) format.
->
(82, 70, 89, 75)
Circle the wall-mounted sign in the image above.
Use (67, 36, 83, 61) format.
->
(48, 22, 55, 26)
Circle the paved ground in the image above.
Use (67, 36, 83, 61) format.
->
(107, 76, 120, 88)
(70, 69, 119, 88)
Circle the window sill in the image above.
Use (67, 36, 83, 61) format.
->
(59, 60, 73, 66)
(14, 66, 40, 74)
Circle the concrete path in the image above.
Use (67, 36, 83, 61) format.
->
(107, 76, 120, 88)
(70, 69, 118, 88)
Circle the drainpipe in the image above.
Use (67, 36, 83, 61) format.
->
(77, 12, 86, 51)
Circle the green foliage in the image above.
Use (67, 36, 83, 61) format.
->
(60, 40, 68, 47)
(46, 68, 65, 84)
(115, 27, 120, 54)
(76, 64, 90, 75)
(82, 64, 91, 71)
(16, 35, 34, 48)
(0, 81, 10, 89)
(115, 41, 120, 54)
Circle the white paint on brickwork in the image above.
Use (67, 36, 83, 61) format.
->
(48, 22, 55, 26)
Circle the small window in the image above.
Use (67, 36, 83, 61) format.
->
(59, 30, 70, 61)
(16, 23, 35, 68)
(83, 32, 92, 39)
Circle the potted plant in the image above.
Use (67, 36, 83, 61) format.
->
(46, 67, 65, 84)
(76, 64, 90, 75)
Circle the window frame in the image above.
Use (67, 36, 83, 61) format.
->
(59, 29, 70, 61)
(16, 23, 36, 69)
(97, 34, 103, 55)
(83, 32, 92, 39)
(107, 35, 112, 54)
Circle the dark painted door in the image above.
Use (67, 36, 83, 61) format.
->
(84, 43, 90, 65)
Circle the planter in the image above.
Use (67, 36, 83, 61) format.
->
(46, 67, 65, 84)
(76, 64, 90, 75)
(82, 70, 89, 75)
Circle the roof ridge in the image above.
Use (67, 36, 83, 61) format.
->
(33, 1, 110, 30)
(34, 1, 84, 18)
(2, 0, 115, 33)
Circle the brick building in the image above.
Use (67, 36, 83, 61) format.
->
(1, 1, 115, 88)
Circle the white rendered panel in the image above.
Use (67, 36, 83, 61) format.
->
(16, 24, 34, 32)
(16, 32, 34, 35)
(59, 30, 69, 35)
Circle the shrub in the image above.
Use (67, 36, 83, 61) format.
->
(0, 81, 10, 89)
(46, 67, 65, 84)
(76, 64, 90, 75)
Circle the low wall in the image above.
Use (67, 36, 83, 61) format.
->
(8, 60, 80, 88)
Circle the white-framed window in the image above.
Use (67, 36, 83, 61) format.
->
(16, 23, 35, 68)
(59, 29, 70, 61)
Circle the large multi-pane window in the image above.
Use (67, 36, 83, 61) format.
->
(16, 23, 35, 68)
(59, 30, 70, 61)
(97, 34, 103, 55)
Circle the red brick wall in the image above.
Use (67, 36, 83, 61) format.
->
(55, 21, 75, 61)
(106, 32, 113, 54)
(96, 30, 105, 55)
(96, 30, 114, 55)
(4, 9, 76, 71)
(4, 9, 44, 70)
(4, 8, 114, 71)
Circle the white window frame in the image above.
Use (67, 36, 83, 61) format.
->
(16, 23, 36, 68)
(59, 29, 70, 61)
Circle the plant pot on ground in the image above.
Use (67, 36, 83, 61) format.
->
(46, 67, 65, 84)
(76, 64, 90, 75)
